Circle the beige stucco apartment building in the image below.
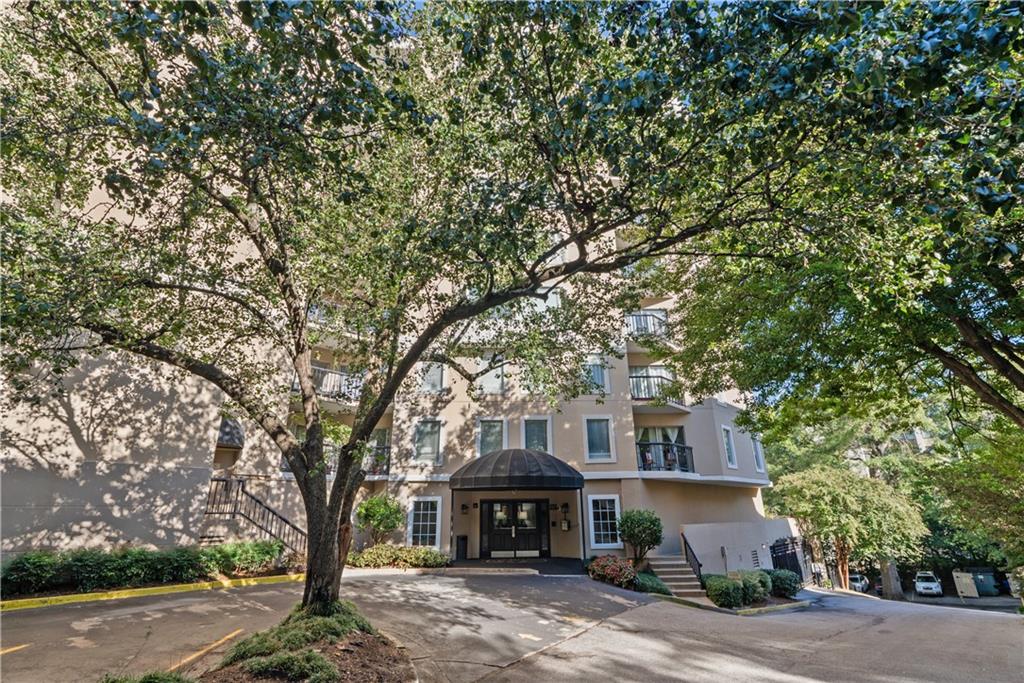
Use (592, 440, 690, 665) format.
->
(2, 296, 803, 581)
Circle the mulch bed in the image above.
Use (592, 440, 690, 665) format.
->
(199, 632, 416, 683)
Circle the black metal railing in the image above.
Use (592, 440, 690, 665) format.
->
(362, 445, 391, 476)
(626, 311, 668, 336)
(292, 367, 363, 403)
(682, 533, 703, 584)
(629, 373, 674, 400)
(636, 442, 694, 472)
(205, 478, 307, 555)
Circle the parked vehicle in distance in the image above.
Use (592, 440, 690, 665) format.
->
(914, 572, 943, 597)
(849, 574, 870, 592)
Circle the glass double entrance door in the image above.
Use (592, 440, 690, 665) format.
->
(480, 500, 549, 558)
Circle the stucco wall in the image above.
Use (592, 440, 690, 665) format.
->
(682, 518, 803, 575)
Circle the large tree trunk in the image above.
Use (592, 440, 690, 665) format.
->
(835, 540, 851, 590)
(879, 557, 904, 600)
(302, 495, 344, 614)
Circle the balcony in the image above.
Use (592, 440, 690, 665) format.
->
(362, 445, 391, 477)
(636, 441, 694, 473)
(626, 310, 668, 337)
(629, 368, 689, 413)
(293, 367, 364, 404)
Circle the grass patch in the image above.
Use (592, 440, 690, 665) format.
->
(220, 600, 374, 667)
(99, 673, 195, 683)
(636, 571, 672, 595)
(242, 649, 337, 682)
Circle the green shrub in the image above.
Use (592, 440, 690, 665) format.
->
(1, 551, 65, 594)
(704, 575, 743, 608)
(738, 570, 767, 604)
(242, 649, 338, 682)
(635, 571, 672, 595)
(767, 569, 802, 598)
(617, 509, 664, 565)
(346, 544, 448, 568)
(64, 549, 121, 592)
(355, 495, 405, 546)
(587, 555, 637, 589)
(201, 540, 282, 576)
(99, 673, 195, 683)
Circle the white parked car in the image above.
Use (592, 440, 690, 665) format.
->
(849, 574, 870, 592)
(914, 572, 943, 597)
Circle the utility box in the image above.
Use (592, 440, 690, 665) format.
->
(456, 535, 468, 561)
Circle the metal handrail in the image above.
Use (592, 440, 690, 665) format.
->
(205, 477, 307, 555)
(628, 373, 674, 400)
(362, 445, 391, 476)
(636, 442, 694, 472)
(682, 533, 703, 584)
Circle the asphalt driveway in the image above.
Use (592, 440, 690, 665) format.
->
(1, 574, 1020, 683)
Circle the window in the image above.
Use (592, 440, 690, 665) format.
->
(413, 419, 442, 464)
(283, 424, 339, 477)
(583, 355, 610, 393)
(588, 495, 622, 549)
(477, 354, 505, 394)
(407, 497, 442, 549)
(419, 363, 444, 393)
(477, 418, 506, 456)
(753, 438, 766, 473)
(522, 416, 552, 452)
(584, 416, 614, 461)
(722, 426, 737, 469)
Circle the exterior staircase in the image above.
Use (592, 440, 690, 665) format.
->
(203, 477, 307, 554)
(648, 555, 706, 599)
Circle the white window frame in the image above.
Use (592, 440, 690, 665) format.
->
(752, 438, 766, 473)
(520, 415, 553, 452)
(406, 495, 443, 549)
(583, 415, 616, 463)
(418, 362, 445, 393)
(583, 354, 611, 394)
(722, 426, 738, 469)
(587, 494, 623, 550)
(412, 418, 444, 465)
(476, 416, 508, 457)
(477, 354, 506, 394)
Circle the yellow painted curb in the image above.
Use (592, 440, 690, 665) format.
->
(0, 573, 305, 612)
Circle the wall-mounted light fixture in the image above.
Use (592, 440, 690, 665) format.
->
(560, 502, 571, 531)
(461, 504, 469, 515)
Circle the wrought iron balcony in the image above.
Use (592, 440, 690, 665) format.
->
(636, 441, 694, 473)
(362, 445, 391, 476)
(292, 367, 364, 403)
(629, 373, 674, 400)
(626, 311, 668, 336)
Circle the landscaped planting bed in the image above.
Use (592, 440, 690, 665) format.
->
(1, 541, 285, 598)
(586, 555, 671, 595)
(702, 568, 803, 609)
(346, 544, 449, 569)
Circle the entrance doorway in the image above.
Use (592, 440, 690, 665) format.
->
(480, 500, 550, 558)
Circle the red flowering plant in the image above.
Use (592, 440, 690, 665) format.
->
(587, 555, 637, 589)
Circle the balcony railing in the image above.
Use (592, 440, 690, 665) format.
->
(362, 445, 391, 476)
(636, 441, 694, 472)
(629, 373, 674, 400)
(292, 367, 363, 403)
(626, 311, 668, 336)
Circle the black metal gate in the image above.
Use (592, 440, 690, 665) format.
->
(770, 537, 803, 579)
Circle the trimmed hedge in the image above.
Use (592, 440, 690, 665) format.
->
(587, 554, 637, 588)
(346, 544, 449, 569)
(738, 570, 771, 604)
(1, 541, 283, 597)
(635, 571, 672, 595)
(766, 569, 802, 598)
(703, 574, 743, 608)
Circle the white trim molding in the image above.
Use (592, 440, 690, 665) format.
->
(582, 414, 616, 463)
(475, 416, 509, 457)
(581, 470, 771, 488)
(407, 495, 443, 550)
(587, 494, 623, 550)
(520, 414, 553, 452)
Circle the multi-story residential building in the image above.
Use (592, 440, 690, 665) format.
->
(2, 297, 804, 590)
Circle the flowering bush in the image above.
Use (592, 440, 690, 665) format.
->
(587, 555, 637, 589)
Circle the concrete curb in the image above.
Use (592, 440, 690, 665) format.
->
(346, 567, 540, 576)
(0, 573, 306, 612)
(653, 593, 812, 616)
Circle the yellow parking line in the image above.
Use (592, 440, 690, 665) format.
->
(0, 643, 31, 655)
(168, 628, 243, 672)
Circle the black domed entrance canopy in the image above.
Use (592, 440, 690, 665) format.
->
(448, 449, 584, 490)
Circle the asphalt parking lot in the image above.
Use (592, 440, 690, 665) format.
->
(1, 573, 1020, 683)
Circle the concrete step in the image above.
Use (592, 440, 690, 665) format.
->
(654, 569, 697, 577)
(661, 578, 702, 586)
(672, 588, 708, 598)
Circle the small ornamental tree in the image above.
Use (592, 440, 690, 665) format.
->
(355, 495, 404, 547)
(618, 509, 663, 566)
